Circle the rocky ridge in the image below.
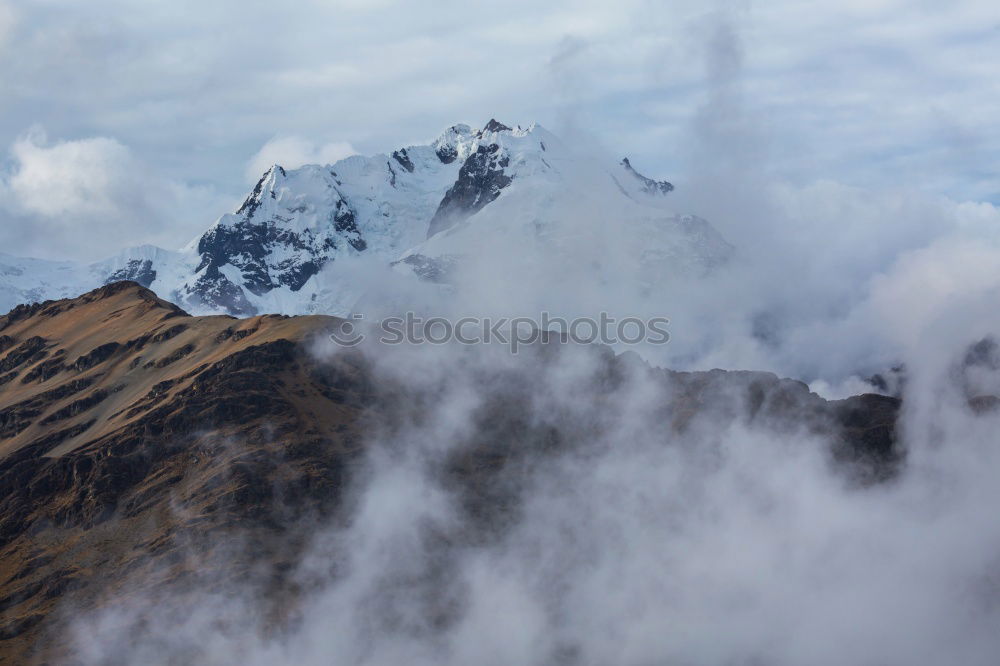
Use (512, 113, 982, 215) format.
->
(0, 282, 911, 661)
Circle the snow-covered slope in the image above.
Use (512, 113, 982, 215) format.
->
(395, 122, 730, 292)
(0, 120, 732, 317)
(0, 245, 184, 315)
(0, 253, 87, 314)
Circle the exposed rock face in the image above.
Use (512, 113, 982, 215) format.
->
(237, 165, 286, 219)
(188, 263, 258, 315)
(195, 217, 336, 295)
(391, 148, 415, 173)
(435, 143, 458, 164)
(426, 142, 513, 238)
(103, 259, 157, 288)
(480, 118, 512, 134)
(620, 157, 674, 196)
(185, 165, 368, 314)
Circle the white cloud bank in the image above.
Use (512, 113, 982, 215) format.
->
(65, 288, 1000, 665)
(0, 128, 230, 261)
(7, 129, 136, 218)
(0, 0, 996, 205)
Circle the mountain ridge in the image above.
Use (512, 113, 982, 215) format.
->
(0, 121, 726, 318)
(0, 281, 902, 662)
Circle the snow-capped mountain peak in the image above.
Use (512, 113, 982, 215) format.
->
(0, 120, 730, 318)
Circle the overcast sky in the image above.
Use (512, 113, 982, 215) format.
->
(0, 0, 998, 260)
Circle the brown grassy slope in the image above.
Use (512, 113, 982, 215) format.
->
(0, 282, 369, 664)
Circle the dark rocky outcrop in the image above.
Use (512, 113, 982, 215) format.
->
(481, 118, 512, 134)
(104, 259, 157, 288)
(436, 143, 458, 164)
(392, 148, 415, 173)
(72, 342, 121, 372)
(189, 264, 257, 316)
(332, 199, 367, 251)
(621, 157, 674, 195)
(196, 219, 313, 295)
(427, 143, 513, 238)
(237, 165, 286, 220)
(187, 165, 366, 313)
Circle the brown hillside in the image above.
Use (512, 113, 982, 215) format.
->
(0, 282, 902, 664)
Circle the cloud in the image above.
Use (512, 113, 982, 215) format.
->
(0, 1, 996, 207)
(245, 136, 356, 182)
(0, 128, 229, 261)
(0, 1, 15, 49)
(6, 128, 136, 218)
(63, 304, 1000, 665)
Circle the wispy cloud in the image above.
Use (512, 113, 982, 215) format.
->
(245, 136, 356, 182)
(0, 128, 231, 260)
